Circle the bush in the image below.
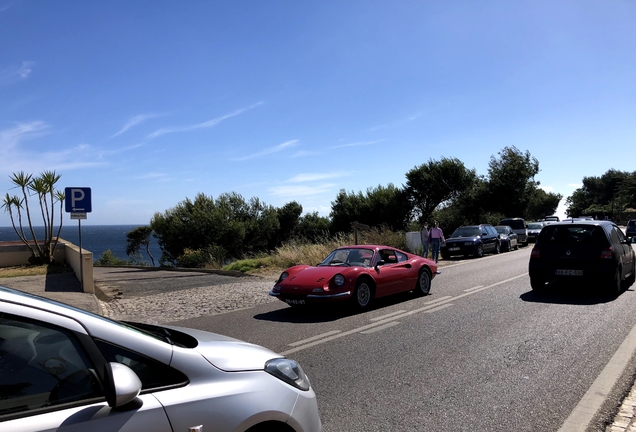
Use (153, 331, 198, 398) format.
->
(94, 250, 131, 266)
(176, 245, 227, 268)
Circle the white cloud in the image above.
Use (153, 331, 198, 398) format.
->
(0, 61, 35, 85)
(145, 101, 263, 141)
(540, 185, 554, 192)
(112, 114, 162, 138)
(0, 122, 106, 175)
(568, 183, 582, 188)
(232, 139, 299, 161)
(287, 172, 350, 182)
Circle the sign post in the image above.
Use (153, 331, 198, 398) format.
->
(65, 188, 92, 291)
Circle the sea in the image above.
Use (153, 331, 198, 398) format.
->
(0, 225, 162, 266)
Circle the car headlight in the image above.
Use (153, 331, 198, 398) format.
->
(278, 272, 289, 283)
(265, 358, 311, 391)
(333, 274, 345, 286)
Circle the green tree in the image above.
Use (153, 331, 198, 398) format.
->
(125, 226, 156, 266)
(296, 211, 332, 241)
(1, 171, 64, 264)
(485, 146, 540, 217)
(269, 201, 303, 249)
(525, 188, 562, 221)
(405, 157, 477, 223)
(566, 169, 630, 218)
(330, 184, 411, 234)
(150, 192, 280, 267)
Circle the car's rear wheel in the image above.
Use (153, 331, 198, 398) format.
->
(475, 244, 484, 258)
(530, 276, 546, 292)
(415, 268, 431, 296)
(353, 279, 374, 309)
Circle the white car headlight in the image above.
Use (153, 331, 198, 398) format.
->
(265, 358, 311, 391)
(333, 274, 345, 286)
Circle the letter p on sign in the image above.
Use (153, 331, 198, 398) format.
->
(65, 187, 92, 213)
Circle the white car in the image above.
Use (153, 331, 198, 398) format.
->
(0, 286, 321, 432)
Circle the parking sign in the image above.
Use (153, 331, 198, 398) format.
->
(65, 187, 92, 213)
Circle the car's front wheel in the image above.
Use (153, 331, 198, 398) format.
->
(415, 268, 431, 296)
(353, 279, 374, 310)
(475, 244, 484, 258)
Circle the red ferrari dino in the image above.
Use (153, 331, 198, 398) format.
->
(269, 245, 438, 309)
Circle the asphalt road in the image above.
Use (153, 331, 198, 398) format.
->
(160, 248, 636, 432)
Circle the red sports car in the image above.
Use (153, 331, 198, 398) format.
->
(269, 245, 438, 309)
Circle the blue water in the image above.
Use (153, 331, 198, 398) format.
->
(0, 225, 162, 265)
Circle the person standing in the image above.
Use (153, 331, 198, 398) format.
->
(428, 221, 445, 263)
(420, 222, 430, 258)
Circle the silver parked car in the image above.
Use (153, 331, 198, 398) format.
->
(0, 286, 321, 432)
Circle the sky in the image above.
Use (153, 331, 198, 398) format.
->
(1, 1, 635, 226)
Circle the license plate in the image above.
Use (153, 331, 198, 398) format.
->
(555, 269, 583, 276)
(448, 247, 460, 251)
(285, 299, 305, 305)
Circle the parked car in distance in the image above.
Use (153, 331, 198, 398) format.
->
(526, 222, 546, 243)
(0, 286, 321, 432)
(544, 215, 560, 222)
(270, 245, 438, 310)
(528, 220, 636, 293)
(495, 225, 519, 251)
(626, 219, 636, 241)
(499, 217, 528, 246)
(440, 224, 500, 259)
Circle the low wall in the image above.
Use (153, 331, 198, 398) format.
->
(0, 238, 93, 294)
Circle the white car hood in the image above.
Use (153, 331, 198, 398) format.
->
(168, 325, 283, 371)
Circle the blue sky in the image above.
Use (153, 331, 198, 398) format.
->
(1, 1, 635, 226)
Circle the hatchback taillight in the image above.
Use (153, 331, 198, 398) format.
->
(600, 247, 613, 259)
(531, 246, 540, 259)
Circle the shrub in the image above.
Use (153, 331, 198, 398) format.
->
(94, 250, 131, 266)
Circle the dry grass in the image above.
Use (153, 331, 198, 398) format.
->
(225, 228, 417, 275)
(0, 264, 73, 278)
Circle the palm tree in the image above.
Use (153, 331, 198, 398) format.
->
(2, 171, 64, 264)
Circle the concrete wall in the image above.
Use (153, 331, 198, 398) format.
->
(0, 239, 93, 293)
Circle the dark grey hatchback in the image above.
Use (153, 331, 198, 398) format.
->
(528, 220, 636, 293)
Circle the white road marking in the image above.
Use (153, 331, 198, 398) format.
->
(558, 318, 636, 431)
(280, 274, 528, 355)
(360, 322, 401, 334)
(288, 330, 342, 346)
(369, 310, 407, 321)
(464, 285, 484, 292)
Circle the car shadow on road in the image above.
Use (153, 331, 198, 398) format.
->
(254, 291, 430, 323)
(520, 282, 631, 305)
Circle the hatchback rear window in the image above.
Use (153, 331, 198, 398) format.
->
(501, 220, 525, 229)
(538, 225, 608, 247)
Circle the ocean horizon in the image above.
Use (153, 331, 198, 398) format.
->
(0, 224, 161, 265)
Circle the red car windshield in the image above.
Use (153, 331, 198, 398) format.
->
(320, 248, 374, 267)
